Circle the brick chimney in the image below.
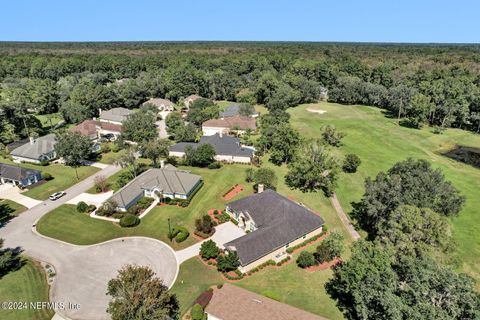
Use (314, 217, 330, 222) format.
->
(29, 136, 35, 145)
(160, 160, 165, 168)
(258, 184, 264, 193)
(219, 130, 223, 138)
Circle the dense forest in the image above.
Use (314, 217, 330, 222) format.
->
(1, 42, 480, 144)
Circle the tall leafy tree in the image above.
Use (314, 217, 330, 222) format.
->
(139, 138, 170, 167)
(122, 111, 157, 143)
(107, 264, 179, 320)
(54, 132, 93, 179)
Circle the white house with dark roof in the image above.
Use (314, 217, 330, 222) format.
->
(169, 133, 254, 164)
(224, 189, 325, 272)
(0, 163, 42, 187)
(10, 134, 57, 164)
(108, 164, 202, 211)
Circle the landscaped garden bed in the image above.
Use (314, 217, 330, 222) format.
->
(222, 184, 244, 201)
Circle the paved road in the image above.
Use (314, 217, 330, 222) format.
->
(0, 164, 179, 320)
(330, 193, 360, 240)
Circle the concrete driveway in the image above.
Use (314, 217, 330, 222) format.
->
(66, 191, 113, 206)
(0, 184, 42, 208)
(176, 222, 245, 263)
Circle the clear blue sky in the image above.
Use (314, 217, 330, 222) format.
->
(1, 0, 479, 43)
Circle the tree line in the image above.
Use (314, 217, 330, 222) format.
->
(1, 42, 480, 145)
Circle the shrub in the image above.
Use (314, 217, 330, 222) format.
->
(180, 201, 189, 207)
(342, 154, 361, 173)
(315, 231, 344, 263)
(42, 172, 53, 181)
(76, 201, 88, 213)
(195, 215, 214, 235)
(296, 251, 317, 268)
(216, 251, 240, 272)
(217, 283, 223, 289)
(165, 156, 178, 166)
(216, 212, 230, 223)
(163, 197, 171, 204)
(322, 125, 345, 147)
(100, 143, 111, 153)
(39, 160, 49, 166)
(112, 212, 124, 219)
(200, 240, 220, 260)
(87, 204, 96, 213)
(119, 214, 140, 227)
(191, 303, 205, 320)
(137, 197, 154, 210)
(110, 143, 120, 153)
(127, 205, 140, 216)
(207, 162, 222, 169)
(286, 230, 327, 254)
(172, 226, 189, 243)
(94, 175, 110, 193)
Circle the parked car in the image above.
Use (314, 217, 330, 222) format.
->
(49, 191, 66, 201)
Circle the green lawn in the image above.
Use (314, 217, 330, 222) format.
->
(37, 164, 255, 249)
(0, 158, 99, 200)
(97, 148, 127, 165)
(0, 199, 27, 216)
(170, 258, 223, 316)
(0, 259, 54, 320)
(290, 102, 480, 284)
(35, 113, 63, 129)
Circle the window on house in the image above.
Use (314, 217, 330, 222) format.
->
(303, 234, 306, 239)
(286, 243, 290, 248)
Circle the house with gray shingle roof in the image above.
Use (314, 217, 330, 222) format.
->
(219, 104, 259, 119)
(99, 107, 132, 125)
(143, 98, 175, 112)
(108, 164, 202, 211)
(10, 134, 57, 164)
(0, 163, 42, 187)
(169, 133, 254, 164)
(224, 189, 325, 272)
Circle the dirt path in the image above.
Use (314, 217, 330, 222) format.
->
(330, 193, 360, 240)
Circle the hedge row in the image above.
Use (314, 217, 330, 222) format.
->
(285, 229, 327, 254)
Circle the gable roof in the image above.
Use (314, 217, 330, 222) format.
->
(225, 190, 324, 266)
(206, 284, 327, 320)
(10, 134, 57, 160)
(169, 134, 254, 158)
(109, 165, 201, 208)
(0, 163, 41, 181)
(185, 94, 202, 101)
(70, 120, 99, 138)
(202, 116, 256, 131)
(99, 108, 132, 123)
(220, 105, 259, 118)
(143, 98, 174, 108)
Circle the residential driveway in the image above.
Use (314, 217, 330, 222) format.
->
(66, 191, 113, 206)
(176, 222, 245, 263)
(156, 119, 169, 139)
(0, 184, 42, 208)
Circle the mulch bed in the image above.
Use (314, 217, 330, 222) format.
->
(304, 258, 342, 273)
(208, 208, 222, 223)
(222, 184, 244, 201)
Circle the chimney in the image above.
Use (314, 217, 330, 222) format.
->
(29, 136, 35, 145)
(258, 184, 264, 193)
(219, 130, 223, 138)
(98, 108, 102, 115)
(160, 160, 165, 168)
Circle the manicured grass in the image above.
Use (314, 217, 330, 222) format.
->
(37, 164, 255, 249)
(0, 259, 54, 320)
(0, 199, 27, 216)
(35, 113, 63, 129)
(0, 158, 99, 200)
(170, 258, 223, 316)
(170, 252, 344, 320)
(290, 102, 480, 284)
(97, 148, 127, 165)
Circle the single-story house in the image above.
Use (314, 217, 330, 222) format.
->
(219, 105, 259, 119)
(98, 107, 132, 125)
(108, 163, 202, 211)
(10, 134, 57, 164)
(184, 94, 202, 109)
(202, 116, 256, 136)
(169, 133, 254, 164)
(205, 283, 326, 320)
(0, 163, 42, 187)
(143, 98, 175, 112)
(224, 189, 325, 272)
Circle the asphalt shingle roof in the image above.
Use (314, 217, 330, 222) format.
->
(202, 116, 256, 131)
(109, 165, 201, 208)
(0, 163, 41, 181)
(10, 134, 57, 160)
(224, 190, 324, 266)
(99, 107, 132, 123)
(143, 98, 174, 107)
(219, 105, 259, 118)
(169, 134, 254, 158)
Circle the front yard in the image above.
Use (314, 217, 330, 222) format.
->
(37, 164, 253, 249)
(0, 158, 99, 200)
(0, 259, 54, 320)
(0, 199, 27, 217)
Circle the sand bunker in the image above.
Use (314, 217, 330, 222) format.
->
(306, 108, 327, 114)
